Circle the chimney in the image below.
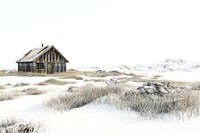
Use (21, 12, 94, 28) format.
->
(42, 44, 43, 47)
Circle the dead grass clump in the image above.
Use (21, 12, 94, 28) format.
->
(84, 79, 105, 82)
(64, 69, 84, 75)
(117, 77, 133, 82)
(0, 85, 5, 90)
(117, 75, 152, 83)
(0, 117, 17, 128)
(61, 75, 83, 80)
(13, 83, 30, 87)
(0, 117, 44, 133)
(0, 70, 3, 76)
(119, 90, 200, 119)
(22, 88, 46, 95)
(185, 82, 200, 90)
(0, 69, 18, 76)
(44, 84, 122, 111)
(0, 92, 21, 102)
(37, 79, 68, 86)
(74, 76, 83, 80)
(44, 82, 200, 119)
(192, 86, 200, 90)
(58, 69, 84, 80)
(108, 71, 124, 75)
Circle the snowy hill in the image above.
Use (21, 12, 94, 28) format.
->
(133, 59, 200, 72)
(156, 59, 188, 70)
(77, 59, 200, 73)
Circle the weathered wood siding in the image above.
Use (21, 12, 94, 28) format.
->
(18, 48, 67, 73)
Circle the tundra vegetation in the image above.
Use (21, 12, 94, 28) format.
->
(0, 91, 21, 102)
(21, 88, 47, 95)
(0, 117, 44, 133)
(0, 69, 200, 120)
(44, 82, 200, 119)
(0, 86, 5, 90)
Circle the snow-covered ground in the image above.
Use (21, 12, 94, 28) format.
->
(0, 70, 200, 133)
(133, 70, 200, 82)
(0, 76, 56, 85)
(0, 92, 199, 133)
(0, 92, 200, 133)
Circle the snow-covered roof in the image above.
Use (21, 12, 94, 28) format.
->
(16, 45, 69, 63)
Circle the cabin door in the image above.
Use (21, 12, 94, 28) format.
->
(47, 63, 53, 74)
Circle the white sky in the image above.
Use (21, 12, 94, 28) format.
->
(0, 0, 200, 69)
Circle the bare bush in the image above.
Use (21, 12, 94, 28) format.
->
(44, 84, 122, 111)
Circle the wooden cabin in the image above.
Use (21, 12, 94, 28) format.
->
(16, 45, 69, 74)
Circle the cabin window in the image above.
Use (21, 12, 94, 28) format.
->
(36, 63, 45, 69)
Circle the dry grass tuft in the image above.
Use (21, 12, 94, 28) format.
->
(13, 83, 30, 87)
(0, 117, 17, 128)
(0, 85, 5, 90)
(61, 75, 83, 80)
(44, 84, 123, 111)
(192, 86, 200, 90)
(22, 88, 47, 95)
(36, 79, 70, 86)
(0, 91, 21, 102)
(84, 78, 105, 82)
(44, 83, 200, 119)
(116, 90, 200, 119)
(0, 117, 44, 133)
(57, 69, 84, 80)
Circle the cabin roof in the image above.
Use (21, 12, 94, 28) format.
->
(16, 45, 69, 63)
